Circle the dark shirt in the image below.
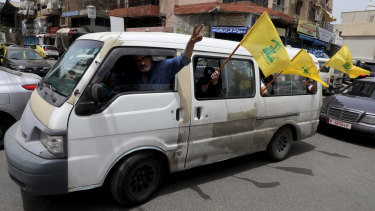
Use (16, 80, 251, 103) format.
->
(132, 52, 191, 91)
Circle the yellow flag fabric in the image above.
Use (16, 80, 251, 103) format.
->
(283, 49, 328, 87)
(240, 12, 291, 78)
(1, 44, 6, 63)
(36, 45, 46, 58)
(325, 45, 370, 78)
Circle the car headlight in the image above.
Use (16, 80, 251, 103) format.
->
(40, 132, 64, 156)
(320, 105, 327, 114)
(10, 65, 25, 71)
(360, 115, 375, 125)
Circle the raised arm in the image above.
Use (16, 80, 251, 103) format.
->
(184, 24, 204, 59)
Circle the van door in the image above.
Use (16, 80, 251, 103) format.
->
(66, 47, 185, 189)
(185, 55, 256, 169)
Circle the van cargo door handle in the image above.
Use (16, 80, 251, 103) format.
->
(196, 107, 201, 120)
(176, 108, 184, 121)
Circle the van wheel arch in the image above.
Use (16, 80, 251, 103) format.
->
(266, 125, 295, 162)
(107, 150, 169, 206)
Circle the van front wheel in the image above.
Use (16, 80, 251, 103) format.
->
(266, 127, 293, 162)
(110, 152, 165, 207)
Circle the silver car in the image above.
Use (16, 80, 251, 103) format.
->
(0, 66, 41, 148)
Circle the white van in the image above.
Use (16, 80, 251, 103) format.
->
(318, 58, 344, 94)
(4, 32, 321, 206)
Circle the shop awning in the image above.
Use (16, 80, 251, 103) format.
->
(299, 33, 328, 48)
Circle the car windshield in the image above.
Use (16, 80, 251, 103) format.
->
(44, 40, 103, 97)
(6, 49, 43, 60)
(342, 81, 375, 98)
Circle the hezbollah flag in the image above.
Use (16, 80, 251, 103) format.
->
(240, 12, 291, 77)
(325, 45, 370, 78)
(36, 45, 46, 58)
(283, 49, 328, 87)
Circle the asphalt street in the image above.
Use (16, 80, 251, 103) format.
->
(1, 126, 374, 211)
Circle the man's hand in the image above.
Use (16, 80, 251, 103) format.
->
(184, 24, 204, 59)
(190, 24, 204, 44)
(201, 85, 208, 93)
(211, 71, 220, 85)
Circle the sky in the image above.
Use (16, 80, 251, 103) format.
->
(332, 0, 373, 24)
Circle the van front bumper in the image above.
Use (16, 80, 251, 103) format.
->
(4, 122, 68, 195)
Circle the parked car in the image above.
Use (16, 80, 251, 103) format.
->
(4, 43, 18, 47)
(24, 44, 37, 50)
(39, 44, 60, 60)
(0, 47, 51, 77)
(319, 77, 375, 137)
(0, 66, 41, 148)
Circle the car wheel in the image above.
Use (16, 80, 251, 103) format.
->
(0, 116, 14, 149)
(110, 152, 165, 207)
(266, 127, 293, 162)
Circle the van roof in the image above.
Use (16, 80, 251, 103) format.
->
(78, 32, 317, 62)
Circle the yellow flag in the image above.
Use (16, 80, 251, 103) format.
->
(1, 44, 6, 63)
(283, 49, 328, 87)
(240, 12, 291, 77)
(325, 45, 370, 78)
(36, 44, 46, 58)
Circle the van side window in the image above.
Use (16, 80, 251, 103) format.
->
(90, 47, 177, 105)
(262, 74, 316, 96)
(194, 57, 255, 99)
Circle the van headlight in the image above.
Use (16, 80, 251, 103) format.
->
(40, 132, 64, 156)
(360, 115, 375, 125)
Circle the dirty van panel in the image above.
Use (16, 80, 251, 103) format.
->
(185, 56, 257, 169)
(256, 70, 321, 147)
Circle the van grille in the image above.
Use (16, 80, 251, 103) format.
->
(327, 107, 361, 123)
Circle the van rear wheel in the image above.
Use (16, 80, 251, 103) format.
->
(266, 127, 293, 162)
(110, 152, 165, 207)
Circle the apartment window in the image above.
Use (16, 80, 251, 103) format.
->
(370, 15, 375, 22)
(295, 0, 303, 15)
(309, 7, 316, 22)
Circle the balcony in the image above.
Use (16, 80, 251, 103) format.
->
(40, 0, 60, 16)
(109, 0, 160, 18)
(41, 8, 60, 16)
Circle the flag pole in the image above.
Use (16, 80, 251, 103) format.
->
(205, 12, 266, 86)
(303, 46, 341, 87)
(262, 71, 282, 92)
(262, 49, 304, 92)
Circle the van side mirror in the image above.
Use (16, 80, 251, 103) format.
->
(91, 83, 109, 103)
(75, 83, 107, 116)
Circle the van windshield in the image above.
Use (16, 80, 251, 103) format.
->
(44, 40, 103, 97)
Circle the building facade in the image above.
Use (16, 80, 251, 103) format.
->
(335, 2, 375, 61)
(18, 0, 116, 46)
(109, 0, 337, 58)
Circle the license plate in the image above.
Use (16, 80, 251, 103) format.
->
(327, 118, 352, 129)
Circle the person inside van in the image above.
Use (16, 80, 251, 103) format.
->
(133, 24, 204, 91)
(260, 70, 274, 96)
(196, 66, 222, 98)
